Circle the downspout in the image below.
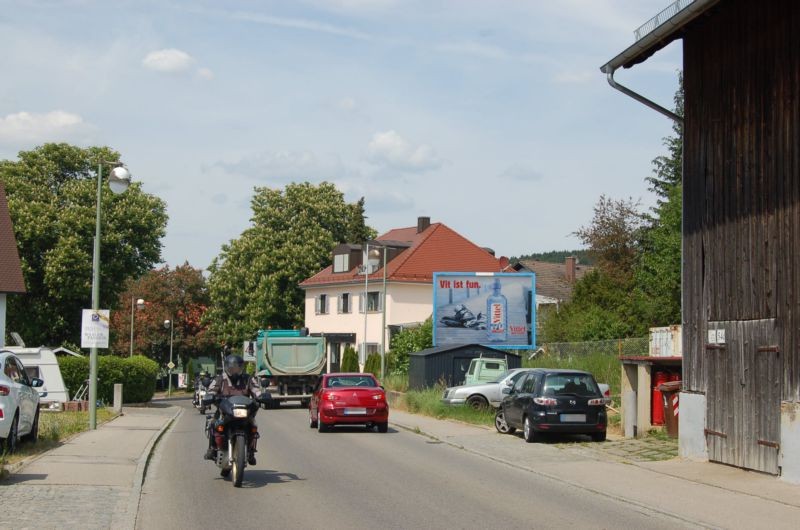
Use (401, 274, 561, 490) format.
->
(606, 69, 683, 125)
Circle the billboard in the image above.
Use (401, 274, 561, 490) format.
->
(433, 272, 535, 349)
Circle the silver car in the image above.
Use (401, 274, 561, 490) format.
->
(442, 368, 534, 409)
(0, 350, 44, 453)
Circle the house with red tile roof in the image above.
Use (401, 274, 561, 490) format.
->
(299, 217, 506, 369)
(0, 180, 26, 348)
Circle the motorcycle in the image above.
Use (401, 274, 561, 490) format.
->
(194, 377, 212, 414)
(202, 392, 269, 487)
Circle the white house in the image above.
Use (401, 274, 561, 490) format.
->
(300, 217, 507, 369)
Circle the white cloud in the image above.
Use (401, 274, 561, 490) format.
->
(367, 130, 442, 172)
(0, 110, 86, 143)
(337, 97, 357, 112)
(216, 150, 348, 183)
(142, 48, 194, 73)
(554, 70, 595, 84)
(196, 67, 214, 80)
(436, 41, 510, 61)
(499, 164, 543, 182)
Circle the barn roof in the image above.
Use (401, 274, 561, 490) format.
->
(409, 344, 509, 357)
(600, 0, 720, 73)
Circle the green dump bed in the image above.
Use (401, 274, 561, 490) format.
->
(256, 331, 325, 376)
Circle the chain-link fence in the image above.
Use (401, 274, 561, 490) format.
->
(522, 337, 649, 403)
(541, 337, 648, 358)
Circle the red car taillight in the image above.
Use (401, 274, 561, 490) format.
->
(0, 385, 9, 396)
(325, 392, 338, 401)
(588, 398, 604, 405)
(534, 397, 558, 406)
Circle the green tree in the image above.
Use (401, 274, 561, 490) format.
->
(388, 318, 433, 375)
(341, 346, 359, 372)
(205, 182, 376, 345)
(0, 143, 167, 347)
(634, 73, 684, 327)
(110, 263, 217, 368)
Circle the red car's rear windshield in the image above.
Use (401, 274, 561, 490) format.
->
(325, 375, 377, 388)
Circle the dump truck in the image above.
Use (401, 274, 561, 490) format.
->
(255, 329, 325, 407)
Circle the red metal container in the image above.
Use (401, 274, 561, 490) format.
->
(651, 371, 669, 425)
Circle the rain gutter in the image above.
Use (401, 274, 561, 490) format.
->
(599, 0, 721, 124)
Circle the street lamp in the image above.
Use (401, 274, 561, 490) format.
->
(164, 318, 174, 398)
(89, 163, 132, 430)
(129, 297, 145, 356)
(369, 246, 388, 381)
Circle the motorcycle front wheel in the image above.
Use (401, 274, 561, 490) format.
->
(232, 434, 246, 487)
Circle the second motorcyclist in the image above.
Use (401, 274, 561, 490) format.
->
(204, 354, 264, 465)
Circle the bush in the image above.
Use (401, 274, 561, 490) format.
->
(58, 355, 159, 404)
(186, 359, 196, 391)
(341, 346, 359, 372)
(363, 353, 381, 377)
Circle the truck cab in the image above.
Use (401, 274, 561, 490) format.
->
(464, 358, 508, 385)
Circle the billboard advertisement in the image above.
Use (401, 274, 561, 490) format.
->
(433, 272, 535, 349)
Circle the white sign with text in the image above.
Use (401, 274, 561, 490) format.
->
(81, 309, 110, 348)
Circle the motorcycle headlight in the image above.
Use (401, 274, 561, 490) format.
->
(233, 408, 248, 418)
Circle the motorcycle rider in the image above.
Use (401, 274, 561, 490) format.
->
(204, 354, 264, 465)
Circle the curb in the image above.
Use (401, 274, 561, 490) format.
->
(388, 416, 709, 530)
(119, 405, 182, 530)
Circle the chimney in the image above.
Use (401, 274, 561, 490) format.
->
(482, 247, 495, 256)
(417, 216, 431, 233)
(565, 256, 577, 283)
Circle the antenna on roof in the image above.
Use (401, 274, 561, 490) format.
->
(10, 332, 25, 347)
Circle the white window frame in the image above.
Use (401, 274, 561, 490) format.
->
(315, 294, 329, 315)
(333, 253, 349, 273)
(358, 291, 384, 313)
(338, 292, 351, 314)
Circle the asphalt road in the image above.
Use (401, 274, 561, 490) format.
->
(137, 399, 690, 530)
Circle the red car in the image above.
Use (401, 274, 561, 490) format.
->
(309, 373, 389, 433)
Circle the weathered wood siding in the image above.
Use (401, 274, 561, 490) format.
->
(683, 0, 800, 404)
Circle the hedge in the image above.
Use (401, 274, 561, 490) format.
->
(341, 346, 359, 372)
(58, 355, 160, 404)
(363, 353, 381, 377)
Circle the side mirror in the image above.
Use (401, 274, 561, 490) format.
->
(502, 387, 512, 395)
(31, 378, 44, 388)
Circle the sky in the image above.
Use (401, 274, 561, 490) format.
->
(0, 0, 682, 270)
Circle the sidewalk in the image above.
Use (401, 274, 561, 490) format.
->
(0, 404, 180, 530)
(390, 409, 800, 529)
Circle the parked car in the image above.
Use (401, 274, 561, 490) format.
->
(442, 368, 533, 409)
(0, 350, 44, 452)
(309, 373, 389, 433)
(495, 368, 607, 442)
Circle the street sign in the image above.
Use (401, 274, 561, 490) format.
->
(81, 309, 110, 348)
(167, 361, 176, 370)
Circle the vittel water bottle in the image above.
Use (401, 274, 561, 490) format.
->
(486, 278, 508, 341)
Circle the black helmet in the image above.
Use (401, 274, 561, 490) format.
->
(224, 355, 244, 379)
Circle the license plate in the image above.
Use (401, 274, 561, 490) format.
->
(344, 408, 367, 415)
(560, 414, 586, 423)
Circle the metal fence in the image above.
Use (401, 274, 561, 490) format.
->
(634, 0, 694, 41)
(541, 337, 648, 359)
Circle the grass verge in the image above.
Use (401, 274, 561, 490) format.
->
(1, 408, 118, 470)
(393, 385, 496, 427)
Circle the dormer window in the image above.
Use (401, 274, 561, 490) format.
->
(333, 253, 349, 273)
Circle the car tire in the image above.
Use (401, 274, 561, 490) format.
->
(3, 413, 19, 453)
(317, 417, 329, 433)
(220, 468, 231, 478)
(591, 430, 607, 442)
(309, 412, 318, 429)
(377, 422, 388, 433)
(300, 399, 311, 408)
(494, 409, 516, 435)
(466, 395, 489, 410)
(523, 415, 538, 443)
(22, 410, 39, 443)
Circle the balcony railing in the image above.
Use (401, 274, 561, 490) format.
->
(634, 0, 695, 41)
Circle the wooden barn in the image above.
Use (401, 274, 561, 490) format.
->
(603, 0, 800, 481)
